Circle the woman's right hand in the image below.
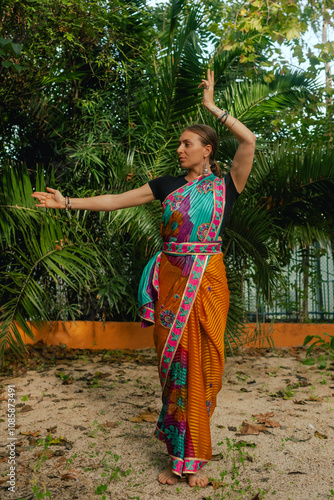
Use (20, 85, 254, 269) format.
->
(31, 187, 65, 209)
(198, 68, 215, 112)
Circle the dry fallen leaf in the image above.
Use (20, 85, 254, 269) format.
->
(252, 412, 281, 428)
(237, 421, 267, 435)
(19, 405, 33, 413)
(130, 409, 158, 423)
(60, 469, 80, 481)
(208, 480, 226, 490)
(102, 421, 118, 429)
(20, 430, 40, 437)
(253, 412, 275, 419)
(35, 449, 53, 459)
(314, 431, 327, 439)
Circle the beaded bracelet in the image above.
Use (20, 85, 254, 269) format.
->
(65, 196, 72, 213)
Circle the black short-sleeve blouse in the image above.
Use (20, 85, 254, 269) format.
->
(148, 172, 239, 237)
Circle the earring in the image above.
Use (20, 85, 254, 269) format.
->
(203, 158, 209, 176)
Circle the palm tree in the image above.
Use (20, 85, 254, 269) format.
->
(0, 164, 103, 367)
(0, 0, 329, 363)
(62, 1, 322, 347)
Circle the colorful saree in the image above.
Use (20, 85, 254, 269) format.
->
(138, 173, 230, 477)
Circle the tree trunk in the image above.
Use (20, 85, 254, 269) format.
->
(323, 7, 333, 107)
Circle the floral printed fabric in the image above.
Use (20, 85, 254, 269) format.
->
(139, 174, 227, 476)
(159, 309, 176, 328)
(155, 346, 188, 456)
(197, 179, 213, 194)
(154, 343, 208, 475)
(197, 222, 210, 241)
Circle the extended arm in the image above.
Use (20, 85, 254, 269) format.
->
(199, 69, 256, 193)
(32, 183, 155, 210)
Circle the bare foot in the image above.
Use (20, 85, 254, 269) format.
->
(158, 462, 179, 485)
(187, 469, 208, 487)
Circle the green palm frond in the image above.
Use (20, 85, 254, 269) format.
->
(0, 164, 103, 365)
(223, 200, 281, 297)
(0, 219, 97, 366)
(242, 142, 334, 262)
(224, 267, 247, 353)
(249, 143, 334, 223)
(206, 72, 318, 134)
(0, 164, 42, 248)
(131, 0, 204, 143)
(107, 202, 163, 257)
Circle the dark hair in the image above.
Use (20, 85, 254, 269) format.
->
(183, 124, 223, 178)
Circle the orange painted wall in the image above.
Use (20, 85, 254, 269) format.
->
(243, 322, 333, 348)
(16, 321, 334, 350)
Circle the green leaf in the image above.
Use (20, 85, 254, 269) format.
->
(0, 37, 12, 47)
(303, 334, 315, 346)
(13, 63, 23, 72)
(301, 358, 315, 365)
(10, 43, 23, 55)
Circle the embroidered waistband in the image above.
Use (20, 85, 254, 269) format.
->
(163, 241, 221, 256)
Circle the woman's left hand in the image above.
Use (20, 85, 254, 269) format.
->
(198, 68, 215, 110)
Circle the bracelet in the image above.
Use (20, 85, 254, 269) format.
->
(65, 196, 72, 213)
(228, 118, 237, 130)
(217, 111, 228, 124)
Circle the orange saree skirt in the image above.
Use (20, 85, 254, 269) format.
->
(153, 251, 230, 476)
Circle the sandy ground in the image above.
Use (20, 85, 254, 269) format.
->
(0, 343, 334, 500)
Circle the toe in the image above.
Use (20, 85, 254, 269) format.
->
(158, 473, 167, 484)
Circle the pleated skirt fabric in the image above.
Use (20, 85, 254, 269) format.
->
(153, 252, 230, 476)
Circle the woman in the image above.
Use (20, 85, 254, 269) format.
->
(32, 69, 256, 488)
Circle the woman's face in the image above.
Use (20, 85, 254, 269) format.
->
(177, 131, 211, 170)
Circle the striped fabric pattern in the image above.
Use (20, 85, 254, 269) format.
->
(153, 253, 229, 475)
(138, 174, 230, 477)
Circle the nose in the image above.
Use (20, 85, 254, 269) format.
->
(177, 144, 183, 155)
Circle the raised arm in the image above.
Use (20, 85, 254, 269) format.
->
(32, 183, 155, 211)
(199, 69, 256, 193)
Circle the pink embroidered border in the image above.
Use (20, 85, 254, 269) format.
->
(162, 175, 204, 209)
(207, 177, 225, 241)
(139, 252, 162, 326)
(139, 305, 154, 324)
(163, 241, 221, 255)
(159, 254, 208, 389)
(159, 177, 226, 389)
(171, 456, 208, 476)
(153, 252, 162, 292)
(153, 428, 208, 476)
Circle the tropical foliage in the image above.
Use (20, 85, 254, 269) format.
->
(1, 0, 333, 363)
